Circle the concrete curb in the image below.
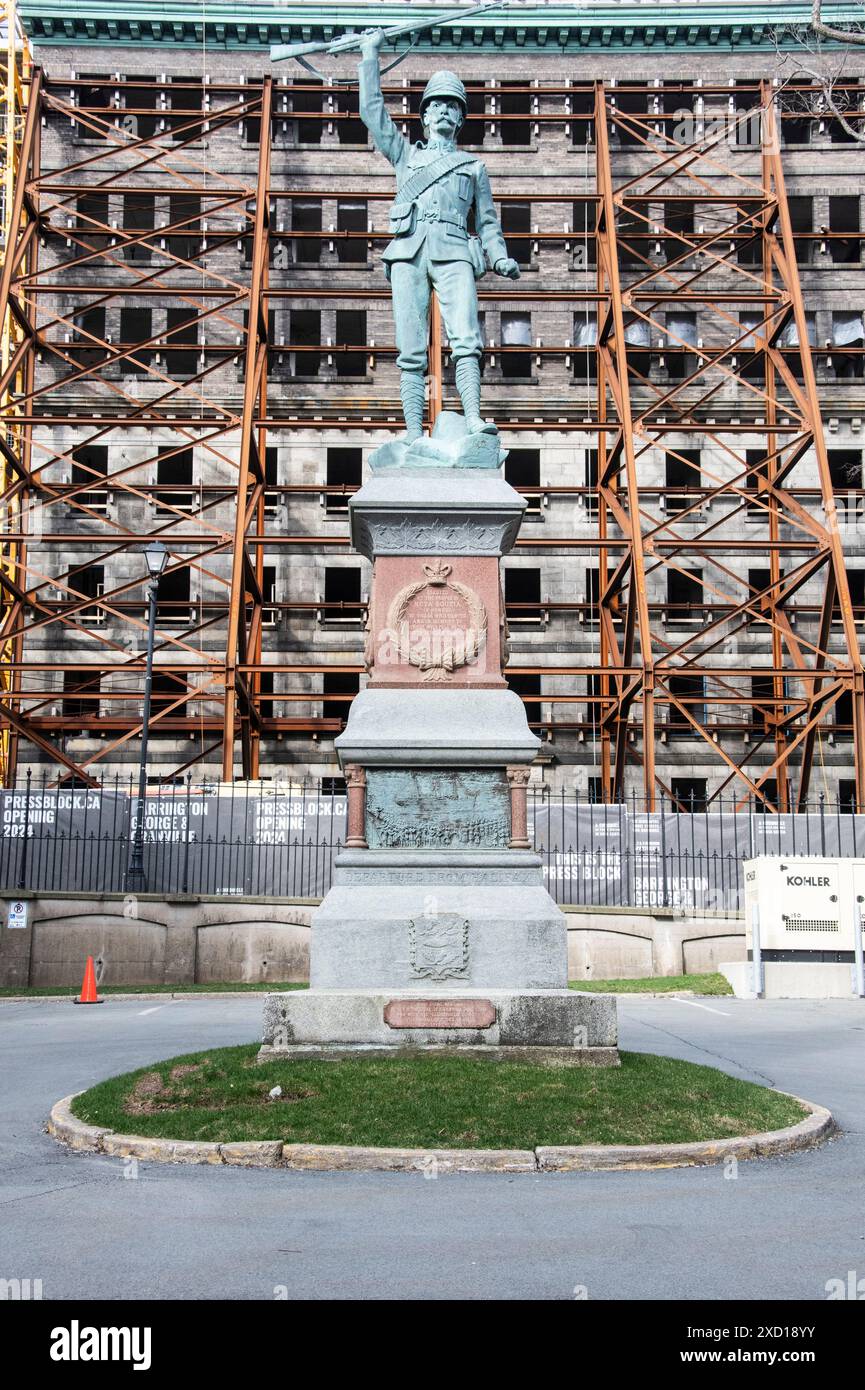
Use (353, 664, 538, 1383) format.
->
(3, 989, 732, 1004)
(1, 991, 306, 1003)
(47, 1094, 113, 1152)
(568, 990, 734, 1000)
(48, 1091, 835, 1173)
(279, 1144, 537, 1172)
(536, 1093, 835, 1170)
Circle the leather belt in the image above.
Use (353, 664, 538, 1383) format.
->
(418, 209, 466, 228)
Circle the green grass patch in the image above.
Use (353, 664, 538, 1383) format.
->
(2, 976, 734, 999)
(69, 1045, 802, 1149)
(0, 982, 308, 998)
(570, 972, 733, 996)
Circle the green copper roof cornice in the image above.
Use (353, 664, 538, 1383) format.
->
(19, 1, 865, 55)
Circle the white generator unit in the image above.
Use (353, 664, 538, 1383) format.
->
(734, 856, 865, 999)
(742, 856, 850, 951)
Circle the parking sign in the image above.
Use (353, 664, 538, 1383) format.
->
(6, 900, 28, 930)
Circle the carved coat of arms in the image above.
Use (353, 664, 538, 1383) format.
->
(409, 914, 470, 980)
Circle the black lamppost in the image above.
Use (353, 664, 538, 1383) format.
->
(126, 541, 169, 892)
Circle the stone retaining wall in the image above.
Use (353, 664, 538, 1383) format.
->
(0, 892, 744, 988)
(564, 906, 745, 982)
(0, 893, 314, 989)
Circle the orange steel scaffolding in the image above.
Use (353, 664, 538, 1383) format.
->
(0, 1, 32, 783)
(588, 80, 864, 811)
(0, 71, 861, 808)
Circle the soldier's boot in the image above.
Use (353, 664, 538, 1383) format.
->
(455, 356, 496, 435)
(399, 370, 425, 443)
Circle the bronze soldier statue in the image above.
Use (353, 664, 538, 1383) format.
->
(358, 28, 520, 443)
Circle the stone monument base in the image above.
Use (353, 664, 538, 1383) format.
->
(309, 873, 569, 991)
(257, 988, 619, 1066)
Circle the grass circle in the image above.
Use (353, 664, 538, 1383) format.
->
(70, 1046, 806, 1150)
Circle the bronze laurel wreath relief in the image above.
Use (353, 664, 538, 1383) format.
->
(385, 558, 488, 683)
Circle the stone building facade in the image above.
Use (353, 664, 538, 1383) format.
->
(12, 1, 865, 806)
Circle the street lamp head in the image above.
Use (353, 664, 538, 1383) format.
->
(142, 540, 169, 580)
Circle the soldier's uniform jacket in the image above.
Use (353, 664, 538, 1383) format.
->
(359, 58, 508, 273)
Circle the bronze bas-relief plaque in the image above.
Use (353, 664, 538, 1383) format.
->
(383, 999, 497, 1030)
(366, 771, 510, 851)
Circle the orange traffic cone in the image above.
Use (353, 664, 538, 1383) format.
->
(73, 955, 103, 1005)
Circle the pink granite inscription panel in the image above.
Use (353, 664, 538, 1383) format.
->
(383, 998, 497, 1030)
(367, 555, 505, 687)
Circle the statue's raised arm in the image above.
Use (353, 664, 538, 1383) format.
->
(355, 30, 520, 467)
(358, 29, 408, 168)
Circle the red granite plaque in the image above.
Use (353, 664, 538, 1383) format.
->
(367, 555, 506, 688)
(383, 998, 496, 1030)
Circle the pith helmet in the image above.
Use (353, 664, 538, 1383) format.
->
(420, 70, 468, 119)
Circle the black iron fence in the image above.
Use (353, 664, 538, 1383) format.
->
(531, 788, 865, 913)
(1, 772, 864, 914)
(0, 775, 345, 901)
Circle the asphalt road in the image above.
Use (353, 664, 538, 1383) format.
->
(0, 993, 863, 1301)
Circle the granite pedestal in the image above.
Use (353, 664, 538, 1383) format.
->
(260, 429, 618, 1065)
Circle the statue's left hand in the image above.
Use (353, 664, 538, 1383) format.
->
(495, 257, 521, 280)
(359, 28, 386, 59)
